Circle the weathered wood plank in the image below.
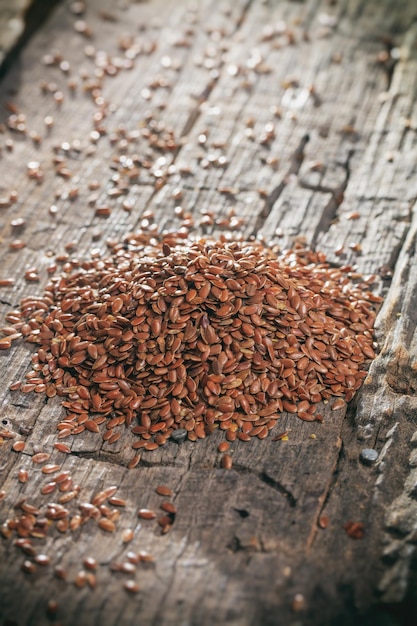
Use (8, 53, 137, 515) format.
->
(0, 0, 417, 624)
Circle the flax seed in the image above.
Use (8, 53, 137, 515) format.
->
(138, 508, 157, 520)
(221, 454, 233, 470)
(161, 502, 177, 514)
(12, 441, 25, 452)
(155, 485, 173, 497)
(21, 560, 36, 574)
(83, 556, 97, 570)
(32, 452, 51, 464)
(54, 443, 71, 453)
(122, 528, 134, 543)
(98, 518, 116, 532)
(1, 237, 380, 467)
(18, 469, 29, 483)
(124, 580, 139, 593)
(34, 553, 50, 566)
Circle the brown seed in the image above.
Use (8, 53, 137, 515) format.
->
(41, 482, 57, 495)
(138, 508, 157, 520)
(54, 443, 71, 454)
(32, 452, 51, 464)
(221, 454, 233, 470)
(12, 441, 25, 452)
(124, 579, 139, 593)
(108, 496, 126, 507)
(83, 556, 97, 570)
(34, 553, 50, 566)
(128, 454, 141, 469)
(318, 515, 329, 529)
(46, 600, 58, 617)
(121, 561, 136, 574)
(18, 468, 29, 483)
(0, 279, 15, 287)
(42, 464, 61, 474)
(155, 485, 173, 497)
(161, 502, 177, 514)
(74, 571, 87, 588)
(122, 528, 134, 543)
(21, 560, 36, 574)
(92, 485, 118, 506)
(84, 420, 100, 433)
(344, 521, 365, 539)
(54, 565, 68, 580)
(98, 518, 115, 532)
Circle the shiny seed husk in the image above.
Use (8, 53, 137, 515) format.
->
(138, 508, 157, 520)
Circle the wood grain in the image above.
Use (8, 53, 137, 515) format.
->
(0, 0, 417, 624)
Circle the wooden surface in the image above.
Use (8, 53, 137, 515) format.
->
(0, 1, 417, 624)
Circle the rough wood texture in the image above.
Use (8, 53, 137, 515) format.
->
(0, 1, 417, 624)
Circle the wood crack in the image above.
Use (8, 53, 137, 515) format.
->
(306, 435, 343, 550)
(249, 133, 310, 237)
(310, 150, 353, 248)
(230, 464, 297, 507)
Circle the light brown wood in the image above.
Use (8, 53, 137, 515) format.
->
(0, 0, 417, 624)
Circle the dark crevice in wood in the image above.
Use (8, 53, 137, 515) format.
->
(150, 537, 189, 626)
(310, 150, 353, 248)
(258, 470, 297, 507)
(307, 436, 343, 550)
(250, 133, 310, 237)
(181, 0, 253, 141)
(181, 77, 219, 138)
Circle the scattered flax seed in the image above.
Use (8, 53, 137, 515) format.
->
(138, 508, 157, 520)
(41, 464, 61, 474)
(83, 556, 97, 570)
(138, 550, 154, 563)
(291, 593, 306, 612)
(98, 518, 116, 532)
(21, 560, 36, 574)
(221, 454, 233, 470)
(121, 562, 136, 574)
(161, 502, 177, 514)
(74, 571, 87, 588)
(344, 521, 365, 539)
(32, 452, 51, 464)
(12, 441, 25, 452)
(155, 485, 173, 497)
(9, 239, 26, 250)
(34, 553, 51, 566)
(53, 566, 67, 580)
(124, 579, 139, 593)
(122, 528, 134, 543)
(318, 515, 329, 529)
(46, 600, 58, 618)
(331, 398, 346, 411)
(108, 496, 126, 507)
(54, 443, 71, 453)
(18, 469, 29, 483)
(0, 279, 15, 288)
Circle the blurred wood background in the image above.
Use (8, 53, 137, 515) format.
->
(0, 1, 417, 625)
